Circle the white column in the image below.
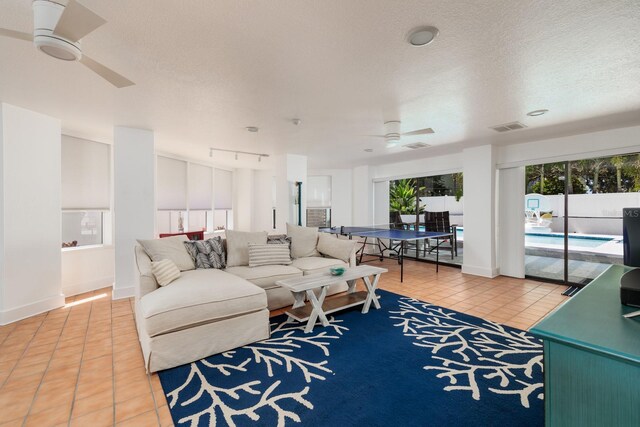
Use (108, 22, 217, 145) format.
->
(233, 168, 255, 231)
(113, 127, 155, 300)
(252, 169, 276, 232)
(498, 167, 526, 278)
(374, 181, 390, 225)
(352, 165, 373, 225)
(0, 103, 64, 324)
(462, 145, 498, 278)
(273, 154, 308, 232)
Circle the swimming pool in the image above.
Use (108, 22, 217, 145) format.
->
(454, 228, 615, 248)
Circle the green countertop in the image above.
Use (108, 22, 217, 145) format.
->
(530, 265, 640, 365)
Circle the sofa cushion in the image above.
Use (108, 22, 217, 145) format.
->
(225, 230, 268, 267)
(291, 257, 348, 276)
(139, 269, 266, 337)
(248, 243, 292, 267)
(137, 235, 195, 271)
(287, 223, 319, 258)
(317, 233, 357, 263)
(225, 265, 302, 290)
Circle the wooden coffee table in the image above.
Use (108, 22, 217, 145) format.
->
(276, 265, 387, 333)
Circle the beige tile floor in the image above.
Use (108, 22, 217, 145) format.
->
(0, 259, 569, 426)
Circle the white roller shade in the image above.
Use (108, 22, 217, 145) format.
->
(214, 169, 233, 209)
(157, 156, 187, 210)
(307, 176, 331, 208)
(61, 135, 110, 210)
(189, 164, 213, 210)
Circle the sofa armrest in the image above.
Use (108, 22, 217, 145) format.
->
(134, 245, 159, 299)
(348, 250, 357, 267)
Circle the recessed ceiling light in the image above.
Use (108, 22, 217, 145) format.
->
(407, 26, 439, 47)
(246, 126, 259, 132)
(364, 148, 373, 153)
(527, 109, 549, 117)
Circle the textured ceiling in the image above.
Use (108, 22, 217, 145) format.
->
(0, 0, 639, 169)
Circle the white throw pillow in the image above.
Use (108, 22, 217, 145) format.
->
(248, 243, 292, 267)
(151, 259, 181, 287)
(137, 235, 195, 271)
(286, 223, 320, 258)
(225, 230, 268, 267)
(317, 233, 357, 263)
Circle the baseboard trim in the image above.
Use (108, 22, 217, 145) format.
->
(112, 286, 135, 300)
(462, 264, 499, 278)
(63, 277, 114, 298)
(0, 294, 65, 325)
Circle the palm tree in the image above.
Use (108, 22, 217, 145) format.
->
(611, 155, 626, 192)
(389, 179, 424, 215)
(590, 158, 609, 193)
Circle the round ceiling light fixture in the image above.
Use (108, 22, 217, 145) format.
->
(364, 148, 373, 153)
(527, 109, 549, 117)
(246, 126, 259, 132)
(407, 26, 439, 47)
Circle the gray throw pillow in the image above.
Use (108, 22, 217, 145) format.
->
(183, 237, 226, 269)
(267, 234, 292, 246)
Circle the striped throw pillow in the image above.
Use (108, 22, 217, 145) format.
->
(248, 243, 292, 267)
(151, 259, 181, 287)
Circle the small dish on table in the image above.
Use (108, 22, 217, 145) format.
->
(329, 266, 346, 276)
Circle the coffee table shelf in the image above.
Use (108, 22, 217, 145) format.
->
(286, 291, 370, 322)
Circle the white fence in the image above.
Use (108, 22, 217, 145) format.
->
(400, 196, 465, 226)
(536, 193, 639, 235)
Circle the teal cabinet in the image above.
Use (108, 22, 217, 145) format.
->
(531, 265, 640, 426)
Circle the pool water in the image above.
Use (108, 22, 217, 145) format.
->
(454, 228, 614, 248)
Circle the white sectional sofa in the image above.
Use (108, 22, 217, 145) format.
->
(134, 226, 356, 372)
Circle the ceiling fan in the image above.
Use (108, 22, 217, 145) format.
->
(373, 121, 434, 148)
(0, 0, 134, 88)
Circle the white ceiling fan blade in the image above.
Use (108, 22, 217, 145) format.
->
(79, 55, 134, 88)
(0, 28, 33, 42)
(402, 127, 434, 136)
(53, 0, 106, 42)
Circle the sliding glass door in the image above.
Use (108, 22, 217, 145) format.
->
(525, 155, 628, 286)
(524, 162, 566, 282)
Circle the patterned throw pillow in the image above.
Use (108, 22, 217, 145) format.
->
(248, 243, 292, 267)
(151, 259, 181, 287)
(267, 234, 292, 246)
(183, 237, 226, 269)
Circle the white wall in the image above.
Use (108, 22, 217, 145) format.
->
(498, 167, 525, 278)
(497, 125, 640, 168)
(372, 153, 463, 181)
(62, 246, 115, 296)
(114, 127, 155, 300)
(233, 168, 255, 231)
(462, 145, 498, 277)
(252, 169, 275, 232)
(0, 104, 64, 324)
(352, 165, 373, 225)
(308, 169, 353, 227)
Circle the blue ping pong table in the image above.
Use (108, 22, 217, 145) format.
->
(319, 226, 454, 282)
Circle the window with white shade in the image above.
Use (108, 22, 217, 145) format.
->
(214, 168, 233, 230)
(61, 136, 111, 248)
(306, 176, 332, 227)
(188, 163, 213, 232)
(157, 156, 188, 234)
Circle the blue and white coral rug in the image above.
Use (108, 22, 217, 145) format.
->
(158, 290, 544, 426)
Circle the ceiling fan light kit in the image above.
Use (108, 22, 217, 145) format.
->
(0, 0, 134, 87)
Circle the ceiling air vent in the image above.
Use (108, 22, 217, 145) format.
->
(404, 142, 431, 150)
(490, 121, 528, 133)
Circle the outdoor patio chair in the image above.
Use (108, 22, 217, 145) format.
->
(424, 211, 458, 258)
